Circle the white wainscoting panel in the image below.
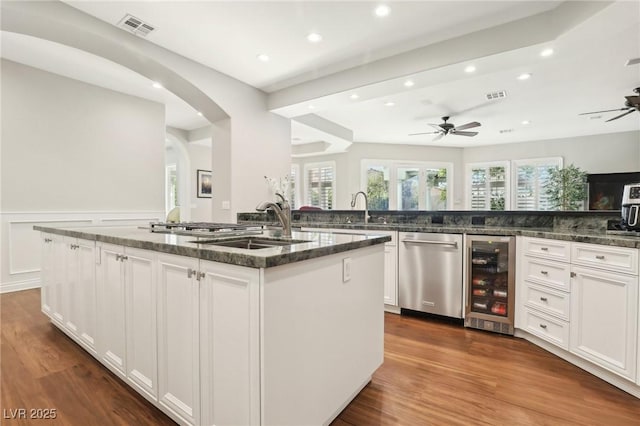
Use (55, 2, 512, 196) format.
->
(1, 211, 164, 293)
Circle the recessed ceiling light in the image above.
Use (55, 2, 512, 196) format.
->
(384, 101, 395, 107)
(152, 82, 162, 89)
(308, 105, 315, 109)
(257, 53, 270, 62)
(350, 93, 359, 100)
(517, 73, 532, 80)
(540, 48, 554, 57)
(464, 65, 476, 73)
(521, 120, 530, 125)
(197, 111, 203, 117)
(307, 33, 322, 43)
(374, 5, 390, 17)
(404, 80, 414, 87)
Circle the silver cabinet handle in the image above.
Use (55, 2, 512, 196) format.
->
(570, 272, 576, 278)
(595, 255, 605, 260)
(121, 255, 128, 261)
(402, 239, 458, 248)
(539, 324, 548, 329)
(115, 254, 122, 261)
(540, 247, 549, 251)
(540, 270, 548, 275)
(540, 297, 548, 302)
(187, 268, 195, 278)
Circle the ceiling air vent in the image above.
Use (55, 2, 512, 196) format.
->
(499, 128, 514, 134)
(486, 90, 507, 101)
(118, 14, 155, 37)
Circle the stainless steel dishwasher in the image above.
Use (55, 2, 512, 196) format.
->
(399, 232, 463, 318)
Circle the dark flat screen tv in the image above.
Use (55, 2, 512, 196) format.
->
(587, 172, 640, 210)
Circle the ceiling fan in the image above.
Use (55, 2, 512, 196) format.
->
(409, 116, 481, 141)
(579, 87, 640, 122)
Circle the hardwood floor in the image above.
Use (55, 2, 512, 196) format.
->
(2, 289, 640, 425)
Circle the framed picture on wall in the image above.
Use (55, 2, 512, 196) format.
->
(197, 169, 212, 198)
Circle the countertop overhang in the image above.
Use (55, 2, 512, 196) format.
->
(33, 225, 391, 268)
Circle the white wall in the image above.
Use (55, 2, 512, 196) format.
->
(188, 142, 213, 222)
(0, 59, 166, 292)
(293, 131, 639, 211)
(463, 131, 640, 173)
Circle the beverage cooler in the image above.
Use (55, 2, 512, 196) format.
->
(465, 235, 515, 335)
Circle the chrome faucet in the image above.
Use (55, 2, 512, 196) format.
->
(256, 192, 292, 238)
(351, 191, 370, 224)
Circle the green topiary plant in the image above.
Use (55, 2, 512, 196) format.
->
(545, 164, 588, 211)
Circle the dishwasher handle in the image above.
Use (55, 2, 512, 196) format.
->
(402, 239, 458, 248)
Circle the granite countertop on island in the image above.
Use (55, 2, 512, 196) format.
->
(33, 225, 391, 268)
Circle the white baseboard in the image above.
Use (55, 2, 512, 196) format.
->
(1, 278, 40, 294)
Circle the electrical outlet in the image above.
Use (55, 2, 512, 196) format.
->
(221, 200, 230, 210)
(342, 257, 351, 282)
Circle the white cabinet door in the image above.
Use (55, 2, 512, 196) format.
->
(383, 242, 398, 306)
(570, 266, 638, 381)
(50, 234, 68, 326)
(124, 247, 158, 401)
(67, 238, 97, 353)
(40, 234, 54, 317)
(199, 261, 260, 426)
(157, 253, 200, 426)
(97, 243, 127, 378)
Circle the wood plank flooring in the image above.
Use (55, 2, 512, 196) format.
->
(2, 289, 640, 425)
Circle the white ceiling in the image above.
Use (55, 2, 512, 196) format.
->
(2, 1, 639, 147)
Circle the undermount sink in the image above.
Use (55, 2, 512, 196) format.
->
(190, 237, 311, 250)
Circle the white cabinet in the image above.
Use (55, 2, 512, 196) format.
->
(40, 233, 96, 353)
(570, 256, 638, 382)
(517, 237, 571, 350)
(301, 227, 398, 307)
(518, 237, 639, 384)
(65, 236, 97, 353)
(157, 253, 200, 425)
(97, 243, 158, 400)
(199, 260, 260, 426)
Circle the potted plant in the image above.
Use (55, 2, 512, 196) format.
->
(545, 164, 588, 211)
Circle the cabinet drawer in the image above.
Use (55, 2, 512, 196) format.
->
(523, 282, 570, 321)
(522, 256, 571, 292)
(522, 237, 570, 262)
(523, 308, 569, 350)
(571, 243, 638, 275)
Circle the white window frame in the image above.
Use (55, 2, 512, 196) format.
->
(360, 159, 454, 210)
(512, 157, 563, 211)
(165, 163, 178, 215)
(465, 161, 511, 210)
(289, 163, 301, 209)
(303, 161, 336, 210)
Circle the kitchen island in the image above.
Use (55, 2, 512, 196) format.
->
(34, 225, 390, 426)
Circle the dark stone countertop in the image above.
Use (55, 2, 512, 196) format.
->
(289, 222, 640, 249)
(33, 225, 391, 268)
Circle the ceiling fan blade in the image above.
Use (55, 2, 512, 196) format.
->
(579, 108, 629, 115)
(453, 121, 481, 131)
(428, 123, 443, 131)
(605, 109, 636, 122)
(451, 131, 478, 137)
(431, 133, 445, 142)
(409, 131, 440, 136)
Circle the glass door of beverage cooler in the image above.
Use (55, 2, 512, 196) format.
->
(465, 235, 515, 335)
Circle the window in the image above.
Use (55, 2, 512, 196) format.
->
(165, 164, 178, 213)
(513, 157, 562, 210)
(304, 162, 335, 209)
(362, 160, 453, 210)
(289, 164, 301, 209)
(466, 162, 510, 210)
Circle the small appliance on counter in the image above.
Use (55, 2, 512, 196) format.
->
(621, 183, 640, 231)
